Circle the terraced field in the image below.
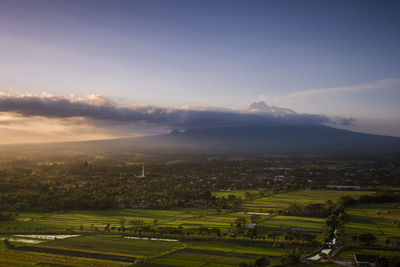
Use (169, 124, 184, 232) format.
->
(1, 189, 385, 266)
(152, 249, 255, 267)
(0, 242, 129, 267)
(0, 190, 377, 235)
(344, 202, 400, 246)
(38, 234, 185, 258)
(243, 190, 376, 211)
(258, 216, 324, 230)
(0, 208, 242, 233)
(151, 241, 318, 266)
(188, 241, 316, 256)
(337, 248, 399, 259)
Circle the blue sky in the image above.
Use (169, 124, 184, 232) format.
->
(0, 0, 399, 142)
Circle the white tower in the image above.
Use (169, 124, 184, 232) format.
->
(141, 165, 145, 178)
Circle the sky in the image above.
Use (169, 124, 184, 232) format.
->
(0, 0, 399, 143)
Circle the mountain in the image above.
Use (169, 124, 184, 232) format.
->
(1, 101, 399, 155)
(160, 124, 400, 154)
(2, 124, 399, 155)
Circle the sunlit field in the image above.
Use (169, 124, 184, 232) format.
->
(0, 190, 376, 235)
(2, 188, 392, 266)
(344, 203, 400, 245)
(242, 190, 375, 211)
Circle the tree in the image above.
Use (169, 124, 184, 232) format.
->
(301, 233, 316, 244)
(0, 213, 14, 221)
(234, 217, 247, 228)
(358, 233, 377, 246)
(389, 254, 400, 267)
(254, 255, 270, 267)
(280, 253, 299, 266)
(250, 214, 261, 224)
(4, 239, 15, 249)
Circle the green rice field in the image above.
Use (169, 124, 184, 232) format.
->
(1, 189, 391, 266)
(243, 190, 376, 211)
(258, 215, 325, 230)
(344, 202, 400, 246)
(337, 248, 399, 259)
(38, 234, 185, 258)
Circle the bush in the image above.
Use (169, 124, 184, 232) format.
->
(4, 239, 15, 249)
(0, 213, 14, 221)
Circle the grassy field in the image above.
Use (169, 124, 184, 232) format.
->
(258, 215, 325, 230)
(1, 189, 385, 266)
(0, 190, 376, 235)
(243, 190, 375, 211)
(38, 234, 185, 258)
(188, 241, 316, 256)
(151, 241, 318, 267)
(0, 237, 318, 267)
(344, 202, 400, 246)
(337, 248, 399, 259)
(0, 208, 243, 233)
(0, 240, 130, 267)
(152, 250, 256, 267)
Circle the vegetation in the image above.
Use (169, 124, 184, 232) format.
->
(0, 152, 399, 266)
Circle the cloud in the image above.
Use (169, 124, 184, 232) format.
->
(338, 117, 356, 126)
(0, 93, 331, 133)
(268, 78, 400, 101)
(328, 116, 357, 126)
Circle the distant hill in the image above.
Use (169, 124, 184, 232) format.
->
(1, 101, 400, 155)
(157, 124, 400, 153)
(2, 124, 400, 155)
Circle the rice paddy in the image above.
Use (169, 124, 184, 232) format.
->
(2, 189, 393, 266)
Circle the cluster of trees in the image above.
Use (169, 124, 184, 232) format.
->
(351, 233, 377, 246)
(205, 195, 243, 210)
(286, 202, 331, 217)
(282, 231, 316, 245)
(338, 192, 400, 208)
(0, 212, 14, 221)
(239, 256, 270, 267)
(0, 179, 218, 212)
(388, 254, 400, 267)
(229, 227, 316, 244)
(4, 239, 15, 249)
(321, 203, 346, 243)
(359, 192, 400, 204)
(279, 248, 302, 266)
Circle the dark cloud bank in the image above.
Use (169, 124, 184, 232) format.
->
(3, 94, 400, 154)
(0, 94, 345, 131)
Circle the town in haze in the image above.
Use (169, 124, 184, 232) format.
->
(0, 1, 399, 267)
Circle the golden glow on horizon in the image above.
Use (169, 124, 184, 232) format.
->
(0, 113, 137, 144)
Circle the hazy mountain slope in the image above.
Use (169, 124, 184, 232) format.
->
(1, 124, 399, 155)
(159, 124, 400, 153)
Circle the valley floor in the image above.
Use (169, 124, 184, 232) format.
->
(1, 189, 399, 266)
